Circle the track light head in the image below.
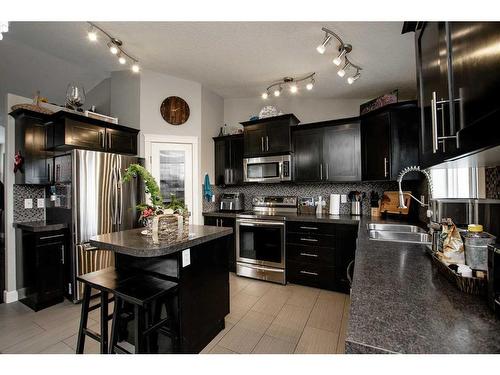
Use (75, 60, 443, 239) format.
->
(290, 84, 298, 94)
(273, 86, 282, 97)
(347, 71, 361, 84)
(316, 34, 332, 54)
(0, 21, 9, 33)
(87, 26, 97, 42)
(131, 63, 140, 73)
(262, 92, 269, 99)
(337, 61, 351, 78)
(332, 44, 351, 66)
(118, 53, 126, 65)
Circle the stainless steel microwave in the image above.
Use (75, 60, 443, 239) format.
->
(243, 155, 292, 183)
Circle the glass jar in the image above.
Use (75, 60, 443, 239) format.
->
(463, 224, 496, 271)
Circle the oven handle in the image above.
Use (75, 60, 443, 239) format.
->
(237, 220, 285, 227)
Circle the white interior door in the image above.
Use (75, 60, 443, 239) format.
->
(151, 142, 193, 223)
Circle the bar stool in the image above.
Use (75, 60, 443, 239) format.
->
(76, 267, 132, 354)
(109, 274, 179, 354)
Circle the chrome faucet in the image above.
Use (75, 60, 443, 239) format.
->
(397, 166, 433, 218)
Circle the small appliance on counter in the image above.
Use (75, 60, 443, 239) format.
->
(488, 243, 500, 318)
(219, 192, 244, 212)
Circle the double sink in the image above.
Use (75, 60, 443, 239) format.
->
(367, 223, 431, 245)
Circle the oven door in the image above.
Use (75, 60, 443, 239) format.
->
(243, 156, 289, 183)
(236, 219, 285, 268)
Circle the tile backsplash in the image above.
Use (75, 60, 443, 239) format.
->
(486, 166, 500, 199)
(13, 185, 46, 222)
(203, 180, 421, 217)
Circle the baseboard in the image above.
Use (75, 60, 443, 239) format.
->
(17, 287, 27, 300)
(3, 289, 19, 303)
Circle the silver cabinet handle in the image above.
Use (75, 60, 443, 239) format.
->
(261, 137, 264, 152)
(300, 252, 319, 258)
(300, 226, 318, 230)
(325, 163, 329, 180)
(39, 234, 65, 240)
(300, 238, 318, 242)
(320, 164, 323, 180)
(300, 270, 319, 276)
(347, 260, 355, 287)
(61, 244, 65, 264)
(383, 157, 388, 178)
(266, 136, 269, 151)
(431, 91, 439, 153)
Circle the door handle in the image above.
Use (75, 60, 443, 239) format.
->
(100, 131, 105, 148)
(347, 260, 355, 287)
(266, 136, 269, 151)
(300, 270, 319, 276)
(61, 244, 65, 264)
(300, 226, 318, 230)
(300, 252, 319, 258)
(383, 157, 388, 178)
(325, 163, 329, 180)
(39, 234, 65, 240)
(431, 91, 439, 153)
(320, 164, 323, 180)
(300, 238, 318, 242)
(261, 137, 264, 152)
(107, 133, 112, 149)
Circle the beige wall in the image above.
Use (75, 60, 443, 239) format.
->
(201, 87, 224, 182)
(224, 97, 368, 128)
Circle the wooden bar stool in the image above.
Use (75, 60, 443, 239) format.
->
(109, 274, 179, 354)
(76, 267, 133, 354)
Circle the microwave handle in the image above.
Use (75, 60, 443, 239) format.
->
(279, 162, 283, 179)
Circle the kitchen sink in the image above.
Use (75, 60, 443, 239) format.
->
(367, 223, 431, 245)
(367, 223, 427, 233)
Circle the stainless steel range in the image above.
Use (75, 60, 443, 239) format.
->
(236, 196, 297, 284)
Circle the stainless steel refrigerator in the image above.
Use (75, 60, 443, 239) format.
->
(52, 149, 144, 302)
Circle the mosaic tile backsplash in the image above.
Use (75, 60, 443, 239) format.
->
(203, 181, 421, 217)
(13, 185, 46, 222)
(486, 166, 500, 199)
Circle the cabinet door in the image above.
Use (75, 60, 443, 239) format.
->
(106, 128, 138, 155)
(65, 119, 106, 151)
(334, 225, 357, 293)
(323, 123, 361, 182)
(450, 22, 500, 152)
(219, 218, 236, 273)
(265, 122, 291, 154)
(361, 112, 391, 181)
(36, 241, 64, 303)
(293, 128, 324, 182)
(416, 22, 456, 167)
(229, 137, 244, 185)
(26, 122, 50, 184)
(203, 216, 218, 226)
(214, 139, 227, 186)
(243, 125, 267, 157)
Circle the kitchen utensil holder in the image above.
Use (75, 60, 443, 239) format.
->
(351, 202, 362, 216)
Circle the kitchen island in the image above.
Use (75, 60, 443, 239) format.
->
(90, 224, 233, 354)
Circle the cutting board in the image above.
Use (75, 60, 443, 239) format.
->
(380, 191, 411, 215)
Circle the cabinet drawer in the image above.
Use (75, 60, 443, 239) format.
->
(286, 232, 336, 248)
(286, 221, 336, 235)
(287, 244, 335, 266)
(287, 261, 335, 290)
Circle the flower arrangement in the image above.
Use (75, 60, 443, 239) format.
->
(122, 164, 189, 226)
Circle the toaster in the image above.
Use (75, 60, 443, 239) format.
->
(219, 193, 244, 212)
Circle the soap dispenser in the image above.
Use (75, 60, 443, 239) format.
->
(316, 196, 323, 215)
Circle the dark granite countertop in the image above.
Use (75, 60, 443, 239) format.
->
(13, 221, 68, 232)
(202, 211, 240, 218)
(346, 216, 500, 354)
(90, 225, 233, 258)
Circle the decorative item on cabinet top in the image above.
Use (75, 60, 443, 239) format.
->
(360, 89, 399, 115)
(11, 90, 54, 115)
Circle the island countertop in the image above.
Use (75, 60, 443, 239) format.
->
(90, 225, 233, 258)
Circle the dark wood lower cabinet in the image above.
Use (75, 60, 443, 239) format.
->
(203, 216, 236, 272)
(286, 221, 357, 293)
(20, 230, 67, 311)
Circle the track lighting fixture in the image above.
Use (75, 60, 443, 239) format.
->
(87, 25, 97, 41)
(86, 22, 141, 73)
(348, 70, 361, 84)
(0, 21, 9, 41)
(316, 33, 332, 54)
(337, 62, 350, 78)
(316, 27, 362, 84)
(261, 73, 315, 99)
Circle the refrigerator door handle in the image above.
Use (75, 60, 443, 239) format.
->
(117, 165, 123, 225)
(110, 166, 118, 226)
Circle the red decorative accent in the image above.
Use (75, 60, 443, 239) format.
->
(14, 150, 24, 173)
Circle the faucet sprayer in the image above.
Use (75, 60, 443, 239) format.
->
(397, 166, 433, 218)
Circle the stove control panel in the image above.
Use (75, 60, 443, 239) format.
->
(252, 196, 297, 208)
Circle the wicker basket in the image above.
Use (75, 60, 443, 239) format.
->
(148, 211, 191, 242)
(427, 247, 487, 295)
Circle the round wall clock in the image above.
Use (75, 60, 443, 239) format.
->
(160, 96, 190, 125)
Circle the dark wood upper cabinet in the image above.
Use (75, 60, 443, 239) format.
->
(293, 119, 361, 182)
(293, 127, 324, 182)
(361, 102, 419, 181)
(241, 114, 299, 157)
(323, 123, 361, 182)
(214, 134, 244, 186)
(11, 109, 52, 184)
(414, 21, 500, 168)
(106, 128, 138, 155)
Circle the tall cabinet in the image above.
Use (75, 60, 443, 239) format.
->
(213, 134, 244, 186)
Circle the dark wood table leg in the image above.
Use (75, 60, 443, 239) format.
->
(134, 305, 145, 354)
(76, 284, 91, 354)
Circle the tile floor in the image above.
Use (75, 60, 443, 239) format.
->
(0, 273, 350, 354)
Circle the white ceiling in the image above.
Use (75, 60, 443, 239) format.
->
(7, 21, 417, 99)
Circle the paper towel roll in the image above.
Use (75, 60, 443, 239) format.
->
(330, 194, 340, 215)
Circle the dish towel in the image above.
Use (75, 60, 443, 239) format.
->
(203, 173, 213, 202)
